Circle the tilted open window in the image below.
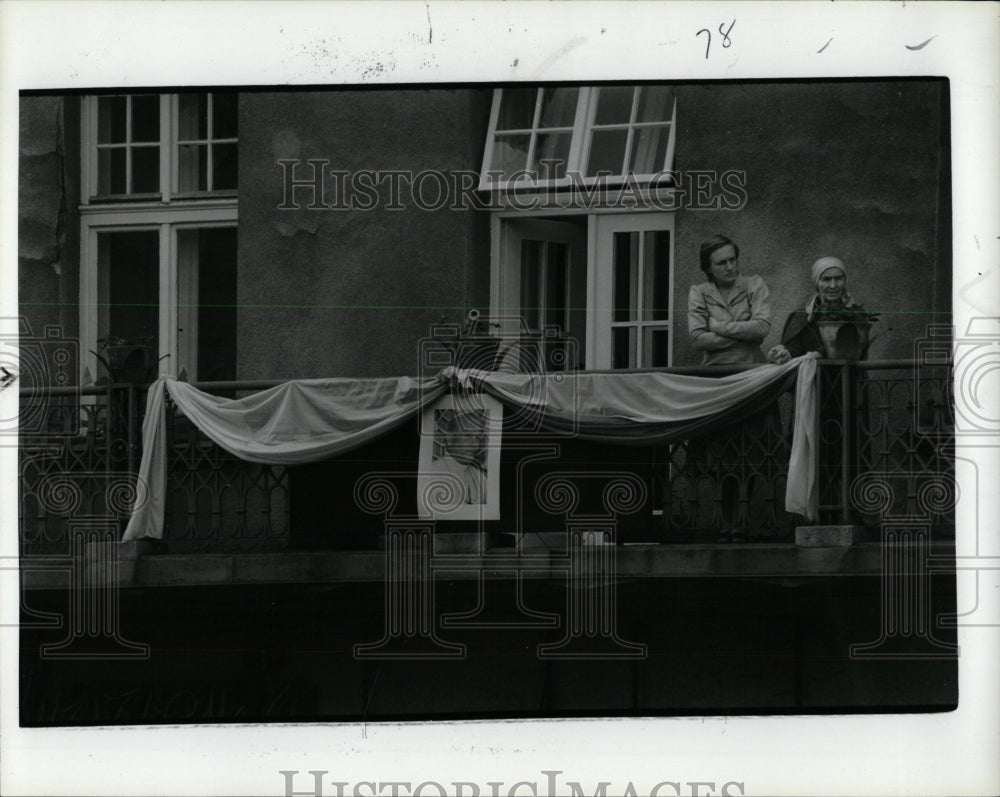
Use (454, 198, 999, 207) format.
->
(479, 85, 677, 191)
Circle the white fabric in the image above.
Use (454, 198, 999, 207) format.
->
(123, 375, 447, 540)
(123, 355, 820, 540)
(785, 354, 819, 517)
(456, 356, 809, 425)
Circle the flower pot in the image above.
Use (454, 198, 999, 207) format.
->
(103, 344, 156, 382)
(816, 320, 871, 360)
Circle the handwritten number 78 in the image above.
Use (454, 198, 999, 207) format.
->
(697, 20, 735, 60)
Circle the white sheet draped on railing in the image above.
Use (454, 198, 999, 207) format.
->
(122, 353, 819, 540)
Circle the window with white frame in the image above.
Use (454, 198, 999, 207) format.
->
(176, 93, 238, 194)
(485, 85, 677, 371)
(492, 211, 673, 371)
(479, 85, 676, 190)
(602, 222, 673, 369)
(80, 92, 238, 383)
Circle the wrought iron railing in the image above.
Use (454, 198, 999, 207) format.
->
(652, 392, 794, 542)
(19, 360, 954, 552)
(849, 360, 954, 528)
(20, 384, 141, 554)
(163, 387, 289, 552)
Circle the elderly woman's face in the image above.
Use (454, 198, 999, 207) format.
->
(817, 267, 846, 304)
(708, 245, 738, 289)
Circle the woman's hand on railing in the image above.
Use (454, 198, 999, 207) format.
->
(767, 344, 792, 365)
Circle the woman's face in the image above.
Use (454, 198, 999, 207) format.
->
(708, 244, 739, 289)
(817, 267, 847, 305)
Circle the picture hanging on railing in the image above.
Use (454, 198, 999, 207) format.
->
(417, 394, 503, 520)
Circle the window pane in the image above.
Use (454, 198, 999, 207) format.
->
(530, 133, 571, 180)
(212, 143, 238, 190)
(644, 328, 671, 368)
(520, 240, 541, 330)
(629, 125, 670, 175)
(97, 97, 127, 144)
(489, 134, 530, 180)
(212, 144, 239, 191)
(178, 93, 209, 140)
(212, 93, 238, 139)
(538, 87, 578, 128)
(131, 95, 160, 142)
(613, 232, 638, 322)
(196, 227, 238, 382)
(178, 144, 207, 192)
(642, 230, 671, 321)
(546, 242, 568, 332)
(496, 88, 537, 131)
(613, 327, 635, 369)
(594, 86, 634, 125)
(131, 146, 160, 193)
(636, 86, 672, 122)
(98, 230, 159, 359)
(97, 148, 126, 194)
(586, 129, 628, 176)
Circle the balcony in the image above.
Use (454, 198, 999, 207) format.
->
(17, 361, 959, 723)
(18, 360, 955, 584)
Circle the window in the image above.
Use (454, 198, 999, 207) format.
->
(80, 93, 238, 383)
(479, 85, 676, 190)
(494, 218, 588, 371)
(84, 92, 238, 201)
(176, 93, 238, 193)
(492, 213, 673, 371)
(486, 85, 676, 371)
(519, 239, 569, 333)
(596, 219, 673, 369)
(94, 95, 161, 196)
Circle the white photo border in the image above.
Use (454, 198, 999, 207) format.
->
(2, 2, 998, 797)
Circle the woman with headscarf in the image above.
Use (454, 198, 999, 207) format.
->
(767, 256, 864, 364)
(767, 256, 873, 523)
(686, 235, 777, 543)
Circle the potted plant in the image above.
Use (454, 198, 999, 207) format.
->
(813, 305, 880, 361)
(91, 335, 161, 384)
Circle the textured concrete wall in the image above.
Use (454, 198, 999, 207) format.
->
(239, 81, 947, 376)
(671, 80, 949, 365)
(237, 89, 492, 379)
(18, 83, 948, 380)
(18, 96, 80, 363)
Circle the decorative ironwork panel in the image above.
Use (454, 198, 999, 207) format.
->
(20, 363, 954, 554)
(163, 399, 289, 552)
(852, 363, 954, 527)
(19, 388, 135, 554)
(652, 393, 795, 542)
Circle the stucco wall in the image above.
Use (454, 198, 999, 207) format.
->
(239, 81, 947, 376)
(671, 80, 949, 365)
(18, 96, 80, 367)
(237, 89, 492, 379)
(18, 82, 949, 381)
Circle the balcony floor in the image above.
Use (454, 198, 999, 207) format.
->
(20, 539, 955, 590)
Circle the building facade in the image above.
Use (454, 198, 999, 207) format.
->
(17, 81, 957, 722)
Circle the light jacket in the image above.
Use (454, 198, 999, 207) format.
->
(687, 274, 772, 365)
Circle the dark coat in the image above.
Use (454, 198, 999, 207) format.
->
(780, 310, 826, 358)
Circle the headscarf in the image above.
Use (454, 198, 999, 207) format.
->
(811, 256, 845, 287)
(805, 256, 857, 320)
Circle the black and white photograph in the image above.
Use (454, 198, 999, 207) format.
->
(419, 399, 501, 519)
(2, 2, 998, 797)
